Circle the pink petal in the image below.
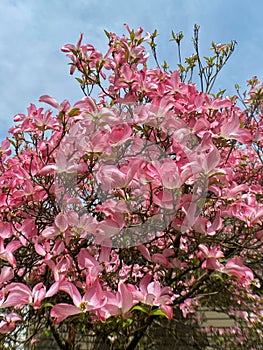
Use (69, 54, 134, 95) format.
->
(59, 282, 82, 306)
(139, 274, 152, 295)
(205, 147, 221, 173)
(138, 245, 151, 261)
(0, 266, 14, 286)
(39, 95, 60, 109)
(50, 303, 81, 323)
(119, 283, 133, 314)
(160, 305, 173, 320)
(55, 213, 68, 232)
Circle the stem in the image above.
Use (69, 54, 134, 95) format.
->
(48, 318, 69, 350)
(178, 42, 182, 67)
(193, 24, 204, 92)
(126, 316, 154, 350)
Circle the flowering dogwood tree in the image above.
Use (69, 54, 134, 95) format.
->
(0, 25, 262, 349)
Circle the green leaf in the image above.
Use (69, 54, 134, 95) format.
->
(104, 29, 111, 39)
(131, 305, 149, 314)
(215, 89, 226, 98)
(150, 309, 169, 318)
(68, 108, 80, 117)
(75, 77, 83, 84)
(130, 29, 135, 42)
(123, 318, 133, 327)
(44, 330, 51, 337)
(177, 63, 185, 72)
(41, 302, 54, 308)
(171, 30, 176, 41)
(211, 273, 225, 282)
(8, 137, 17, 147)
(152, 29, 158, 38)
(162, 60, 169, 70)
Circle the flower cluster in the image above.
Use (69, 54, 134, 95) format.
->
(0, 25, 262, 348)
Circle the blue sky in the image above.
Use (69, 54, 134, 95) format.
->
(1, 0, 263, 140)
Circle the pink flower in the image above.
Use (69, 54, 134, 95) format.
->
(181, 144, 222, 181)
(221, 257, 254, 283)
(220, 114, 252, 144)
(0, 239, 22, 267)
(256, 229, 263, 241)
(206, 211, 222, 235)
(61, 33, 84, 52)
(0, 312, 21, 334)
(138, 161, 161, 186)
(39, 149, 77, 176)
(137, 245, 171, 268)
(0, 222, 13, 239)
(50, 279, 106, 324)
(44, 256, 74, 296)
(39, 95, 70, 112)
(78, 248, 102, 287)
(39, 95, 60, 109)
(201, 147, 222, 176)
(108, 123, 132, 145)
(198, 244, 224, 270)
(158, 159, 181, 189)
(230, 202, 263, 227)
(104, 282, 135, 318)
(96, 165, 129, 191)
(0, 267, 14, 288)
(180, 298, 199, 318)
(132, 275, 173, 319)
(0, 282, 46, 309)
(198, 244, 224, 259)
(41, 213, 69, 239)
